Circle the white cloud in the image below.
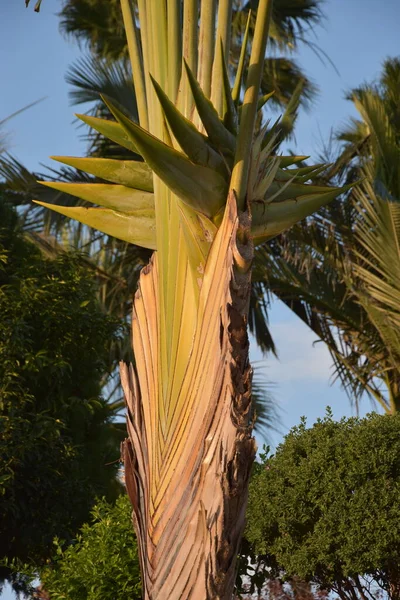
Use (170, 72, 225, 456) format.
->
(268, 321, 334, 382)
(251, 319, 335, 383)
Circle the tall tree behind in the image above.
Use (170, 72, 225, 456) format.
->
(0, 196, 124, 594)
(17, 0, 326, 352)
(12, 0, 328, 381)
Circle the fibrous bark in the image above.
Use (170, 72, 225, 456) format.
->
(121, 193, 256, 599)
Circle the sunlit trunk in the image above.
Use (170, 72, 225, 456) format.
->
(121, 195, 256, 599)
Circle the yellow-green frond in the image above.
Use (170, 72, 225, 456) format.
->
(33, 200, 156, 249)
(51, 156, 153, 191)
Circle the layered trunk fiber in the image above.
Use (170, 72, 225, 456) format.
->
(121, 194, 256, 599)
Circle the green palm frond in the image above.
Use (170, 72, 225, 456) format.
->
(66, 54, 138, 120)
(0, 155, 94, 232)
(59, 0, 125, 60)
(352, 91, 399, 195)
(268, 0, 322, 51)
(232, 0, 322, 53)
(352, 170, 400, 349)
(254, 224, 384, 409)
(261, 57, 317, 110)
(251, 362, 281, 441)
(255, 158, 400, 413)
(380, 57, 400, 129)
(249, 281, 277, 356)
(336, 57, 400, 194)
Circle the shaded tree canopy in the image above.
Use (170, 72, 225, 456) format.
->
(244, 411, 400, 599)
(0, 197, 124, 591)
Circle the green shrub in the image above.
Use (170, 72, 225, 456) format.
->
(245, 411, 400, 598)
(40, 495, 141, 600)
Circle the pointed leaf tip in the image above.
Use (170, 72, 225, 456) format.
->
(76, 113, 140, 156)
(219, 39, 238, 134)
(252, 182, 355, 244)
(150, 75, 224, 172)
(232, 10, 252, 105)
(102, 95, 228, 218)
(38, 180, 155, 213)
(183, 60, 236, 155)
(50, 156, 154, 192)
(33, 200, 156, 249)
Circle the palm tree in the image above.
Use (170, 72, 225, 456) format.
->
(30, 1, 347, 596)
(260, 57, 400, 414)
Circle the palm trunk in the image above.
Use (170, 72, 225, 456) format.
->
(121, 194, 256, 599)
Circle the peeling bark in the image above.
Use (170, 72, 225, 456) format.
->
(121, 193, 256, 599)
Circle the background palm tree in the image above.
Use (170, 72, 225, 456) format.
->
(258, 57, 400, 413)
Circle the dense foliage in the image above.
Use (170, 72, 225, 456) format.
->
(244, 411, 400, 599)
(39, 496, 141, 600)
(0, 198, 123, 588)
(31, 412, 400, 600)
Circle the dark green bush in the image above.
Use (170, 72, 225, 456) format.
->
(245, 411, 400, 598)
(0, 198, 123, 582)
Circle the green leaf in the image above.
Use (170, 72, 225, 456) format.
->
(294, 164, 328, 183)
(268, 164, 327, 185)
(219, 40, 238, 134)
(251, 183, 354, 245)
(257, 91, 275, 112)
(278, 78, 305, 139)
(278, 156, 309, 168)
(39, 182, 155, 213)
(150, 76, 224, 172)
(50, 157, 154, 192)
(232, 10, 251, 105)
(262, 180, 345, 204)
(184, 60, 236, 154)
(76, 114, 140, 155)
(102, 96, 228, 218)
(33, 200, 156, 250)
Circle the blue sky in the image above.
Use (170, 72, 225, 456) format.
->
(1, 0, 399, 596)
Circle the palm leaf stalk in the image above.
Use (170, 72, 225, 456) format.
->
(34, 0, 348, 596)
